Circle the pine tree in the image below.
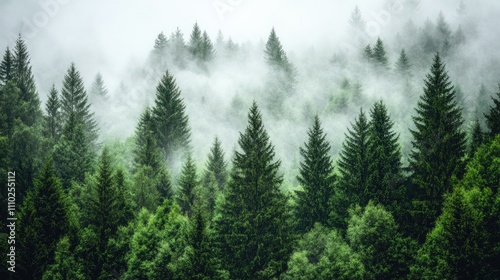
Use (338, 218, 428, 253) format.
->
(485, 85, 500, 139)
(169, 27, 187, 67)
(214, 102, 293, 279)
(367, 101, 403, 209)
(134, 109, 161, 172)
(363, 44, 373, 61)
(154, 31, 168, 50)
(60, 63, 98, 147)
(89, 72, 108, 100)
(373, 37, 389, 68)
(395, 49, 411, 78)
(151, 70, 191, 159)
(330, 109, 371, 230)
(264, 28, 293, 74)
(188, 22, 203, 59)
(203, 137, 228, 191)
(201, 30, 215, 61)
(469, 118, 484, 157)
(408, 53, 466, 241)
(17, 158, 71, 280)
(177, 154, 198, 216)
(295, 116, 335, 233)
(349, 5, 366, 32)
(43, 84, 62, 142)
(0, 47, 14, 84)
(42, 236, 85, 280)
(436, 11, 452, 40)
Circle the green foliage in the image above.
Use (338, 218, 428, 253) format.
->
(0, 47, 14, 84)
(295, 116, 335, 232)
(17, 158, 71, 280)
(372, 37, 389, 68)
(284, 224, 365, 280)
(176, 154, 199, 216)
(408, 53, 466, 241)
(151, 70, 191, 160)
(42, 236, 85, 280)
(214, 102, 294, 279)
(469, 118, 484, 158)
(203, 137, 228, 192)
(485, 85, 500, 139)
(332, 109, 370, 229)
(395, 49, 412, 78)
(43, 84, 62, 143)
(347, 202, 416, 279)
(134, 108, 161, 171)
(89, 72, 108, 100)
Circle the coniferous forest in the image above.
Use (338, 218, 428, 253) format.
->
(1, 1, 500, 279)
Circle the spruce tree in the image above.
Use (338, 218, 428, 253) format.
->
(89, 72, 108, 100)
(188, 22, 203, 59)
(201, 30, 215, 61)
(469, 118, 484, 157)
(363, 44, 373, 61)
(169, 27, 187, 68)
(372, 37, 389, 68)
(17, 158, 71, 280)
(367, 101, 403, 209)
(264, 28, 293, 74)
(60, 63, 98, 147)
(295, 116, 335, 233)
(177, 154, 198, 216)
(349, 5, 366, 32)
(154, 31, 168, 50)
(203, 137, 228, 191)
(330, 109, 371, 230)
(214, 102, 293, 279)
(485, 85, 500, 139)
(0, 47, 14, 84)
(395, 49, 412, 78)
(408, 53, 466, 241)
(151, 70, 191, 159)
(43, 84, 62, 142)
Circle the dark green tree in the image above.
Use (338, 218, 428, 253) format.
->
(214, 102, 293, 279)
(202, 137, 228, 191)
(408, 53, 466, 241)
(201, 31, 215, 61)
(43, 84, 62, 142)
(134, 108, 161, 172)
(363, 44, 373, 61)
(372, 37, 389, 68)
(188, 22, 203, 59)
(42, 236, 85, 280)
(154, 31, 168, 50)
(60, 63, 98, 147)
(17, 158, 71, 280)
(332, 109, 371, 229)
(295, 116, 335, 233)
(367, 101, 404, 211)
(177, 154, 198, 216)
(485, 85, 500, 139)
(264, 28, 294, 74)
(0, 47, 14, 84)
(151, 70, 191, 159)
(469, 118, 484, 157)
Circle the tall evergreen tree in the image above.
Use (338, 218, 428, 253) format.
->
(43, 84, 62, 142)
(89, 72, 108, 100)
(214, 102, 293, 279)
(469, 118, 484, 157)
(395, 49, 412, 78)
(295, 116, 335, 233)
(169, 27, 187, 68)
(408, 53, 466, 241)
(0, 47, 14, 84)
(264, 28, 293, 74)
(372, 37, 389, 68)
(154, 31, 168, 50)
(363, 44, 373, 61)
(134, 108, 161, 172)
(349, 5, 366, 32)
(201, 30, 215, 61)
(17, 158, 71, 280)
(367, 101, 403, 209)
(60, 63, 98, 147)
(151, 70, 191, 159)
(177, 154, 198, 216)
(188, 22, 203, 59)
(484, 85, 500, 139)
(203, 137, 228, 191)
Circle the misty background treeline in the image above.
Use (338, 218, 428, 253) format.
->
(1, 1, 500, 279)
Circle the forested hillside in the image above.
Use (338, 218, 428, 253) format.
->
(1, 1, 500, 279)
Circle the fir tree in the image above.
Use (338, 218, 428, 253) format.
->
(43, 84, 62, 142)
(367, 101, 403, 209)
(188, 22, 203, 59)
(349, 5, 366, 32)
(436, 11, 452, 40)
(331, 109, 371, 230)
(151, 70, 191, 159)
(408, 53, 466, 241)
(469, 118, 484, 157)
(295, 116, 335, 233)
(264, 28, 293, 74)
(89, 72, 108, 100)
(201, 30, 215, 61)
(485, 85, 500, 139)
(0, 47, 14, 84)
(363, 44, 373, 61)
(177, 154, 198, 216)
(373, 37, 389, 68)
(154, 31, 168, 50)
(395, 49, 412, 78)
(214, 102, 293, 279)
(203, 137, 228, 191)
(17, 158, 71, 280)
(134, 110, 161, 172)
(169, 27, 187, 67)
(60, 63, 98, 147)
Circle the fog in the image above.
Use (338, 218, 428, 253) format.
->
(1, 0, 500, 184)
